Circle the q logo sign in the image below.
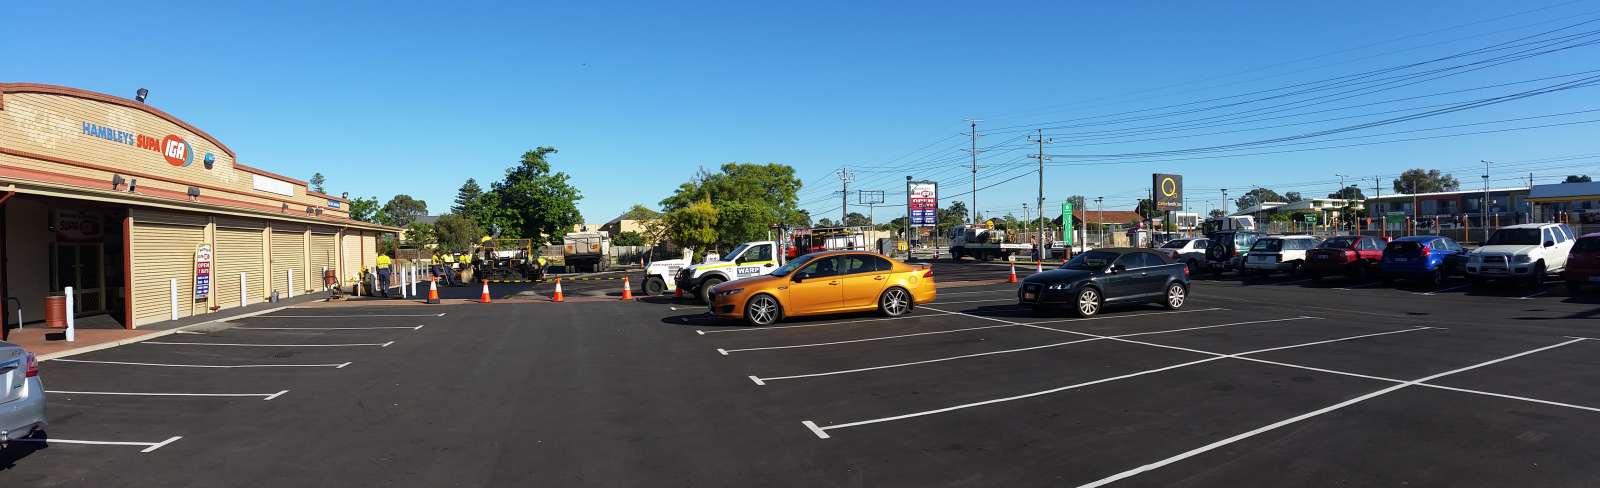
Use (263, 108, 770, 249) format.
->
(162, 135, 194, 167)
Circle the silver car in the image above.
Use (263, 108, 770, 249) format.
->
(0, 341, 45, 445)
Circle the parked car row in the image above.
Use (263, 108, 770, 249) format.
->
(1188, 222, 1589, 290)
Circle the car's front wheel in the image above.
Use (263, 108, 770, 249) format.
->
(1163, 283, 1186, 310)
(1527, 262, 1546, 289)
(698, 276, 725, 304)
(744, 294, 781, 326)
(643, 277, 666, 296)
(1074, 287, 1102, 317)
(879, 287, 913, 317)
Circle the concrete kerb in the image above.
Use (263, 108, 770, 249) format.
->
(36, 305, 292, 361)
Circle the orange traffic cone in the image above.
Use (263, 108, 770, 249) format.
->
(426, 278, 440, 304)
(1007, 262, 1019, 283)
(620, 276, 633, 300)
(673, 285, 684, 299)
(1036, 260, 1043, 273)
(479, 281, 491, 303)
(552, 277, 565, 302)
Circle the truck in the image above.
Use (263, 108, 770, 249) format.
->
(562, 231, 611, 273)
(786, 226, 869, 259)
(674, 240, 784, 303)
(473, 238, 544, 282)
(948, 225, 1032, 261)
(638, 248, 694, 296)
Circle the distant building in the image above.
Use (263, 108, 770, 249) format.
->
(1527, 181, 1600, 224)
(1365, 187, 1530, 231)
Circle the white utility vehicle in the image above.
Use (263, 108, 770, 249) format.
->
(1244, 235, 1321, 276)
(674, 240, 784, 303)
(1467, 223, 1576, 287)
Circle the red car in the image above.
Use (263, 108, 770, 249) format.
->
(1561, 232, 1600, 292)
(1304, 235, 1386, 282)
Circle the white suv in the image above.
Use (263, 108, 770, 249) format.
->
(1468, 223, 1575, 287)
(1244, 235, 1321, 276)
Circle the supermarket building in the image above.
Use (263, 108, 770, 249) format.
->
(0, 83, 396, 328)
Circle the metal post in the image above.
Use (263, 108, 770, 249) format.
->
(905, 176, 913, 260)
(169, 278, 179, 321)
(64, 286, 75, 342)
(1481, 160, 1492, 242)
(240, 272, 248, 307)
(288, 269, 295, 299)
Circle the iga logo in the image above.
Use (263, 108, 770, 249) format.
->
(161, 135, 194, 167)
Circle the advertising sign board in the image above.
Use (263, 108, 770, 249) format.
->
(908, 181, 938, 226)
(194, 244, 213, 300)
(1153, 173, 1183, 210)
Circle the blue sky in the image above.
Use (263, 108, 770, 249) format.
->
(7, 1, 1600, 223)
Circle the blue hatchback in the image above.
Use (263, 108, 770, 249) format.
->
(1380, 235, 1466, 286)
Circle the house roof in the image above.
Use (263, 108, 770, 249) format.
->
(1055, 209, 1143, 225)
(1366, 187, 1528, 202)
(1528, 181, 1600, 202)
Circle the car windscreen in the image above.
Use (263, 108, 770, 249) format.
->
(1317, 237, 1358, 249)
(1575, 236, 1600, 253)
(1160, 239, 1190, 249)
(1387, 241, 1423, 255)
(1064, 250, 1120, 270)
(722, 243, 750, 262)
(1235, 233, 1258, 247)
(769, 253, 816, 277)
(1485, 228, 1542, 246)
(1251, 239, 1282, 252)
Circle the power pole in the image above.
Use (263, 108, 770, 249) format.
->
(1095, 196, 1104, 248)
(1028, 129, 1052, 260)
(838, 167, 854, 223)
(963, 119, 983, 224)
(1481, 160, 1493, 241)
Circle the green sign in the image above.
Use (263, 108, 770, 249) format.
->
(1062, 201, 1074, 245)
(1303, 213, 1317, 224)
(1385, 212, 1406, 225)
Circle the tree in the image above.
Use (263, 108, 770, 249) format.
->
(660, 163, 805, 248)
(348, 196, 380, 223)
(452, 178, 483, 215)
(843, 212, 871, 227)
(938, 202, 969, 229)
(490, 147, 584, 245)
(1328, 185, 1366, 200)
(432, 214, 481, 251)
(1209, 209, 1226, 218)
(378, 195, 428, 227)
(619, 204, 661, 221)
(1235, 188, 1285, 209)
(1565, 174, 1592, 183)
(1136, 198, 1158, 220)
(613, 231, 648, 247)
(309, 172, 326, 194)
(403, 222, 436, 248)
(665, 198, 719, 260)
(1285, 191, 1303, 202)
(817, 217, 836, 227)
(1392, 168, 1460, 194)
(1066, 195, 1088, 213)
(876, 216, 908, 234)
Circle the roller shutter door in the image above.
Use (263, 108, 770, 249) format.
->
(361, 232, 378, 269)
(129, 210, 207, 326)
(309, 228, 338, 290)
(270, 225, 306, 296)
(214, 218, 266, 308)
(341, 231, 364, 282)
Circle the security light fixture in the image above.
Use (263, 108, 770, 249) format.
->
(128, 178, 138, 192)
(135, 88, 148, 103)
(187, 186, 201, 201)
(282, 203, 290, 212)
(111, 174, 126, 189)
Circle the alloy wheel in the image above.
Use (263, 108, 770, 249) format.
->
(882, 288, 911, 316)
(1167, 284, 1186, 309)
(1077, 288, 1100, 316)
(747, 295, 779, 326)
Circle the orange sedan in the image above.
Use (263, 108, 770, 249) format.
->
(708, 250, 936, 326)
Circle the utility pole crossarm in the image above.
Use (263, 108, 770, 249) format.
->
(1028, 129, 1052, 261)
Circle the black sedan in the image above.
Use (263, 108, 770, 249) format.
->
(1018, 248, 1191, 317)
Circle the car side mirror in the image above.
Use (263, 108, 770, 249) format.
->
(792, 273, 808, 282)
(1545, 240, 1555, 247)
(1110, 264, 1126, 274)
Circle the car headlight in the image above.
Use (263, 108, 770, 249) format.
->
(1047, 283, 1071, 290)
(714, 287, 744, 297)
(1514, 255, 1532, 264)
(1469, 255, 1482, 263)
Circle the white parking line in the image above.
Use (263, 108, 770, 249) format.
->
(1419, 283, 1472, 295)
(933, 289, 1016, 296)
(50, 359, 351, 369)
(12, 435, 183, 453)
(47, 389, 290, 401)
(1516, 290, 1549, 300)
(1077, 338, 1587, 488)
(719, 307, 1227, 355)
(142, 341, 394, 348)
(927, 298, 1016, 305)
(698, 313, 934, 335)
(254, 313, 446, 318)
(232, 325, 424, 330)
(753, 316, 1318, 384)
(801, 326, 1437, 438)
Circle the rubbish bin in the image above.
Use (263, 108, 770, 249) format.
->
(44, 294, 67, 329)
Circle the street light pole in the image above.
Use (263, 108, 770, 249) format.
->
(1481, 160, 1493, 242)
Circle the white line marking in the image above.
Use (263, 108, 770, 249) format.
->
(173, 330, 205, 335)
(1516, 290, 1549, 300)
(263, 390, 289, 401)
(932, 289, 1016, 296)
(232, 326, 423, 330)
(695, 330, 705, 335)
(142, 341, 391, 347)
(926, 298, 1016, 305)
(1419, 283, 1472, 295)
(717, 348, 729, 356)
(381, 341, 395, 348)
(1563, 336, 1600, 340)
(698, 313, 932, 334)
(1022, 307, 1228, 326)
(1077, 338, 1587, 488)
(1274, 278, 1312, 286)
(748, 375, 765, 386)
(808, 326, 1438, 436)
(337, 362, 352, 369)
(50, 359, 350, 369)
(802, 420, 831, 439)
(47, 390, 288, 399)
(754, 317, 1317, 383)
(12, 435, 184, 453)
(259, 313, 443, 318)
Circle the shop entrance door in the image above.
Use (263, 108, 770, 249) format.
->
(52, 243, 106, 315)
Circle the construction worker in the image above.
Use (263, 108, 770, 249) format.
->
(376, 254, 393, 298)
(456, 252, 472, 285)
(535, 256, 549, 281)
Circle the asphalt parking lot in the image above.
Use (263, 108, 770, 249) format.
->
(3, 259, 1599, 487)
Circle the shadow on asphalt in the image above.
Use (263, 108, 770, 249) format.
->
(0, 434, 48, 471)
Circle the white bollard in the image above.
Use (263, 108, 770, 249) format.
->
(399, 267, 407, 298)
(64, 286, 75, 342)
(409, 266, 418, 296)
(288, 269, 295, 298)
(241, 272, 249, 307)
(321, 266, 328, 291)
(169, 278, 179, 321)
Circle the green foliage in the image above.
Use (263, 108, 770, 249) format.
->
(1235, 188, 1284, 209)
(937, 201, 968, 229)
(348, 196, 380, 223)
(1066, 195, 1087, 214)
(620, 204, 661, 221)
(1136, 198, 1158, 219)
(842, 212, 871, 227)
(309, 172, 326, 194)
(613, 230, 648, 247)
(432, 214, 481, 251)
(1565, 174, 1592, 183)
(489, 147, 584, 245)
(816, 217, 835, 227)
(1392, 168, 1460, 194)
(659, 163, 805, 249)
(378, 195, 428, 227)
(876, 216, 908, 233)
(452, 178, 483, 214)
(1209, 208, 1227, 218)
(403, 222, 436, 247)
(1285, 191, 1303, 202)
(665, 199, 719, 259)
(1328, 186, 1366, 200)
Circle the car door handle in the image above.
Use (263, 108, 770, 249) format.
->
(828, 281, 840, 285)
(873, 275, 886, 280)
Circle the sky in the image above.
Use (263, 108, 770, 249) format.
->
(7, 0, 1600, 223)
